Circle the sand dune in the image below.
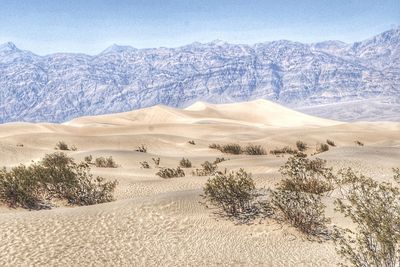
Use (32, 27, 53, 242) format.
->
(0, 99, 399, 266)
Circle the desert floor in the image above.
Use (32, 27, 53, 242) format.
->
(0, 100, 399, 266)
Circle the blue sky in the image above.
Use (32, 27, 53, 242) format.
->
(0, 0, 398, 55)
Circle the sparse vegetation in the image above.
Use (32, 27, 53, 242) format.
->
(244, 144, 267, 155)
(16, 143, 24, 147)
(213, 157, 227, 164)
(296, 140, 308, 152)
(316, 143, 329, 153)
(94, 156, 118, 168)
(0, 152, 117, 209)
(84, 155, 93, 164)
(179, 158, 192, 168)
(326, 139, 336, 147)
(270, 146, 297, 156)
(193, 161, 218, 176)
(156, 167, 185, 178)
(355, 140, 364, 146)
(140, 161, 150, 169)
(152, 157, 160, 167)
(333, 168, 400, 266)
(209, 143, 221, 150)
(209, 143, 243, 154)
(55, 141, 70, 151)
(188, 140, 196, 145)
(135, 145, 147, 153)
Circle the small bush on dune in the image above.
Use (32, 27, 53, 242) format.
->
(179, 158, 192, 168)
(244, 144, 267, 155)
(136, 145, 147, 153)
(333, 168, 400, 266)
(213, 157, 227, 164)
(193, 161, 218, 176)
(55, 141, 69, 151)
(156, 167, 185, 178)
(94, 156, 118, 168)
(140, 161, 150, 169)
(326, 139, 336, 147)
(221, 143, 242, 154)
(84, 155, 93, 164)
(270, 146, 297, 156)
(296, 141, 308, 152)
(152, 157, 160, 167)
(188, 140, 196, 145)
(316, 143, 329, 153)
(354, 140, 364, 146)
(209, 143, 221, 150)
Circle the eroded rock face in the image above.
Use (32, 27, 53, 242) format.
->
(0, 28, 399, 123)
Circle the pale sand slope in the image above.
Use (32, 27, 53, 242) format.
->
(0, 99, 399, 266)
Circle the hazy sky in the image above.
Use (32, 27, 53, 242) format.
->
(0, 0, 399, 55)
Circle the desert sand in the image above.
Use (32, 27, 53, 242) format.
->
(0, 99, 399, 266)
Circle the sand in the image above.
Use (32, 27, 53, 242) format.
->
(0, 99, 399, 266)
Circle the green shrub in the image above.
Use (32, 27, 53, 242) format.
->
(55, 141, 69, 151)
(333, 168, 400, 266)
(326, 139, 336, 147)
(296, 141, 308, 152)
(94, 156, 118, 168)
(279, 156, 334, 195)
(156, 167, 185, 178)
(0, 152, 117, 209)
(244, 144, 267, 155)
(140, 161, 150, 169)
(179, 158, 192, 168)
(202, 169, 265, 221)
(136, 145, 147, 153)
(193, 161, 217, 176)
(271, 190, 330, 237)
(316, 143, 329, 153)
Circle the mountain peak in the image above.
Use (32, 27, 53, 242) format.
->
(101, 44, 136, 54)
(0, 42, 19, 52)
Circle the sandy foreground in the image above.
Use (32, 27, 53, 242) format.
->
(0, 99, 399, 266)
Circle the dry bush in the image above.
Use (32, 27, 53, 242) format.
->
(188, 140, 196, 145)
(213, 157, 227, 164)
(55, 141, 69, 151)
(316, 143, 329, 153)
(279, 156, 334, 195)
(193, 161, 218, 176)
(221, 143, 242, 154)
(156, 167, 185, 178)
(333, 168, 400, 266)
(94, 156, 118, 168)
(271, 190, 330, 237)
(136, 145, 147, 153)
(140, 161, 150, 169)
(202, 169, 268, 222)
(16, 143, 24, 147)
(244, 144, 267, 155)
(209, 143, 221, 150)
(0, 152, 117, 209)
(326, 139, 336, 147)
(152, 157, 160, 167)
(70, 145, 78, 151)
(270, 146, 297, 156)
(84, 155, 93, 164)
(179, 158, 192, 168)
(296, 140, 308, 152)
(355, 140, 364, 146)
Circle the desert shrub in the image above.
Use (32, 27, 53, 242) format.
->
(70, 145, 78, 151)
(326, 139, 336, 147)
(270, 146, 297, 156)
(55, 141, 69, 151)
(136, 145, 147, 153)
(333, 168, 400, 266)
(209, 143, 221, 150)
(84, 155, 93, 164)
(179, 158, 192, 168)
(271, 190, 330, 237)
(193, 161, 218, 176)
(94, 156, 118, 168)
(296, 140, 308, 152)
(202, 169, 266, 221)
(156, 167, 185, 178)
(188, 140, 196, 145)
(152, 157, 160, 167)
(16, 143, 24, 147)
(213, 157, 227, 164)
(279, 156, 334, 195)
(355, 140, 364, 146)
(244, 144, 267, 155)
(316, 143, 329, 153)
(221, 143, 242, 154)
(140, 161, 150, 169)
(0, 152, 117, 209)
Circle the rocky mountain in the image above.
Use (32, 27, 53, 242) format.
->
(0, 28, 399, 123)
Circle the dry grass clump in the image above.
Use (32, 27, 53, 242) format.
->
(135, 145, 147, 153)
(209, 143, 221, 150)
(188, 140, 196, 145)
(84, 155, 93, 164)
(333, 168, 400, 266)
(193, 161, 218, 176)
(156, 167, 185, 178)
(152, 157, 160, 167)
(296, 140, 308, 152)
(0, 152, 117, 209)
(140, 161, 150, 169)
(244, 144, 267, 155)
(326, 139, 336, 147)
(213, 157, 227, 164)
(179, 158, 192, 168)
(270, 146, 297, 156)
(94, 156, 118, 168)
(354, 140, 364, 146)
(209, 143, 243, 154)
(316, 143, 329, 153)
(55, 141, 69, 150)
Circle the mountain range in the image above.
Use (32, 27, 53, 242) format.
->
(0, 28, 399, 123)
